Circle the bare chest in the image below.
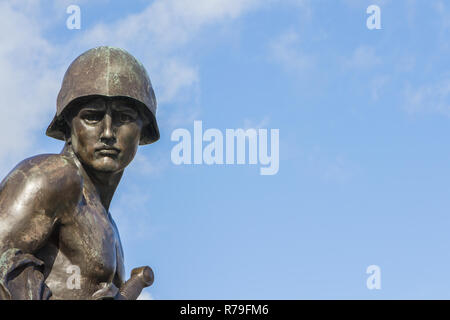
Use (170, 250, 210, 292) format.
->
(44, 188, 125, 298)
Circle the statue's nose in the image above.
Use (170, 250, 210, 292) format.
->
(100, 113, 115, 142)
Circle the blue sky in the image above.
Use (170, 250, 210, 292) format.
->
(1, 0, 450, 299)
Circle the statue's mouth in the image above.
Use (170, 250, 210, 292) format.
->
(96, 147, 120, 157)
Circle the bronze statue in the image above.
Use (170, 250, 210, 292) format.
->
(0, 46, 158, 299)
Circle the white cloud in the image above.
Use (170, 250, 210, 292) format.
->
(282, 0, 312, 19)
(370, 75, 390, 101)
(0, 1, 61, 173)
(404, 79, 450, 116)
(342, 0, 390, 10)
(129, 152, 169, 177)
(77, 0, 265, 110)
(156, 60, 199, 104)
(243, 117, 270, 130)
(111, 183, 164, 244)
(433, 0, 450, 51)
(322, 155, 354, 184)
(305, 146, 359, 184)
(269, 30, 313, 72)
(344, 45, 381, 70)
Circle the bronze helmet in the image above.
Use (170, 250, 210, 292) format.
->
(46, 46, 159, 145)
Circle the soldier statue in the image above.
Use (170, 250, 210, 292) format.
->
(0, 46, 158, 299)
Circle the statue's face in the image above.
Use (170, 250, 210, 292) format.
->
(68, 97, 143, 173)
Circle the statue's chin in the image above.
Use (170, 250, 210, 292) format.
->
(89, 157, 123, 173)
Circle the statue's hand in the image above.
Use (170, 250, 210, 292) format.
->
(91, 282, 120, 300)
(118, 266, 154, 300)
(90, 266, 153, 300)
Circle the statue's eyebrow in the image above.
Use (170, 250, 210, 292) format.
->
(79, 102, 106, 111)
(112, 103, 138, 114)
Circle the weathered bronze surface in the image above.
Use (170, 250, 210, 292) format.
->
(0, 46, 157, 300)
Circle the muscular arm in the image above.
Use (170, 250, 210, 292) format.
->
(0, 155, 82, 299)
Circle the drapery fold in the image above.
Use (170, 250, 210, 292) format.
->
(0, 248, 52, 300)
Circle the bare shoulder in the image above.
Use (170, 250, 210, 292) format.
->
(0, 153, 83, 209)
(2, 153, 82, 186)
(0, 154, 84, 251)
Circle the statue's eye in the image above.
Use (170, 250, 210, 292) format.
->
(119, 113, 134, 122)
(82, 112, 103, 122)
